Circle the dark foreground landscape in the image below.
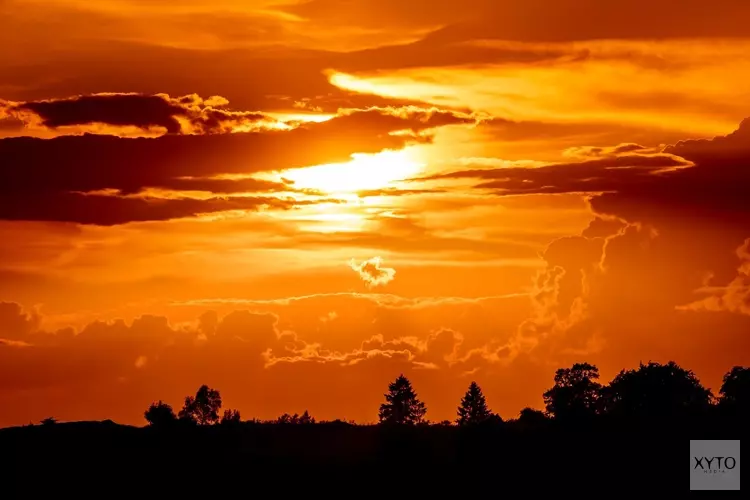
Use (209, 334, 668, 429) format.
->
(2, 416, 746, 497)
(4, 362, 747, 497)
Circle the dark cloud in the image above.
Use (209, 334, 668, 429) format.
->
(485, 119, 750, 381)
(4, 1, 750, 125)
(591, 119, 750, 229)
(476, 119, 700, 161)
(419, 0, 750, 42)
(0, 40, 472, 113)
(4, 93, 271, 134)
(13, 94, 180, 134)
(429, 119, 750, 288)
(0, 103, 473, 224)
(409, 118, 750, 372)
(426, 153, 690, 195)
(664, 118, 750, 165)
(329, 106, 475, 137)
(581, 216, 626, 238)
(275, 1, 750, 46)
(0, 192, 324, 226)
(436, 118, 750, 240)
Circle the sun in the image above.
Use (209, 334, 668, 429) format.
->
(282, 148, 425, 193)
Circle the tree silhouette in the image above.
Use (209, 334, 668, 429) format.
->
(543, 362, 601, 420)
(144, 401, 177, 426)
(456, 381, 493, 425)
(40, 417, 57, 426)
(178, 385, 222, 425)
(220, 409, 241, 425)
(517, 407, 548, 427)
(275, 411, 315, 424)
(600, 361, 712, 419)
(718, 366, 750, 415)
(378, 374, 427, 425)
(298, 410, 315, 424)
(276, 413, 295, 424)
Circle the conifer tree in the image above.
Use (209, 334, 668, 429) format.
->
(378, 374, 427, 424)
(456, 381, 493, 425)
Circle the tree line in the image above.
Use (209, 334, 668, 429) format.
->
(144, 361, 750, 427)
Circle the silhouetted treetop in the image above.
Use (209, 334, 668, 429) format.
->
(299, 410, 315, 424)
(718, 365, 750, 414)
(276, 413, 295, 424)
(220, 409, 241, 426)
(178, 385, 222, 425)
(33, 361, 750, 436)
(543, 362, 601, 420)
(379, 374, 427, 425)
(144, 401, 177, 427)
(275, 410, 316, 424)
(457, 381, 493, 425)
(600, 361, 711, 418)
(517, 407, 548, 427)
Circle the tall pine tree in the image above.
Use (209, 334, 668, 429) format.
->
(456, 381, 493, 425)
(379, 374, 427, 424)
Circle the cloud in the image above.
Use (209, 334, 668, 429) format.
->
(349, 257, 396, 288)
(581, 216, 626, 239)
(0, 191, 325, 226)
(421, 118, 750, 251)
(0, 301, 41, 340)
(327, 40, 750, 140)
(0, 292, 530, 425)
(282, 0, 750, 41)
(590, 118, 750, 235)
(563, 143, 652, 159)
(3, 93, 271, 135)
(4, 0, 750, 430)
(332, 106, 476, 137)
(0, 101, 474, 224)
(392, 119, 750, 383)
(1, 94, 476, 138)
(679, 239, 750, 316)
(422, 152, 691, 195)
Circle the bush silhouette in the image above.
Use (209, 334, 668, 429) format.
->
(144, 401, 177, 427)
(517, 407, 548, 427)
(220, 409, 241, 426)
(378, 374, 427, 425)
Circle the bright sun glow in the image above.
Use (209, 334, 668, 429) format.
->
(282, 149, 425, 193)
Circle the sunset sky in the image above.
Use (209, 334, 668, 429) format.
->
(2, 0, 750, 427)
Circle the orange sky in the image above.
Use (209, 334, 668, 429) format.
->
(2, 0, 750, 427)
